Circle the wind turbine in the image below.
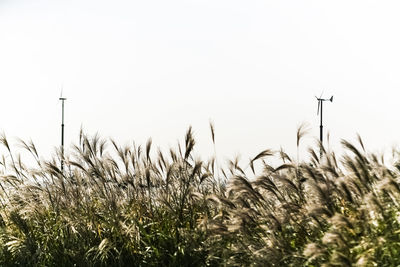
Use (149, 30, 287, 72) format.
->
(59, 90, 67, 171)
(316, 94, 333, 156)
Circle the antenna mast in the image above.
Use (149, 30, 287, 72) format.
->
(59, 96, 67, 171)
(316, 95, 333, 157)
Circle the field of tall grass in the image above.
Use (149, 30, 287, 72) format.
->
(0, 125, 399, 266)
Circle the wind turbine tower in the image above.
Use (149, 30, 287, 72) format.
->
(59, 95, 67, 171)
(316, 95, 333, 155)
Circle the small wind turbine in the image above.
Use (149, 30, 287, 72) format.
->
(59, 89, 67, 171)
(316, 94, 333, 156)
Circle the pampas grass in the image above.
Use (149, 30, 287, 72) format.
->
(0, 127, 399, 266)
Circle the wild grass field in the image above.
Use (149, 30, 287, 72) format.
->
(0, 125, 399, 266)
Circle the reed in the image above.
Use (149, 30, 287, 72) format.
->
(0, 127, 399, 266)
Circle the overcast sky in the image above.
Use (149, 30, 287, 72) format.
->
(1, 0, 400, 163)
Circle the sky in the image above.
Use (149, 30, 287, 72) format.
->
(1, 0, 400, 165)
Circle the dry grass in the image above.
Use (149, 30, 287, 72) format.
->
(0, 126, 399, 266)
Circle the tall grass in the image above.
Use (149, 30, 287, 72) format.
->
(0, 127, 399, 266)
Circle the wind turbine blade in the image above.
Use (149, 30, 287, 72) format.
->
(60, 83, 64, 98)
(317, 100, 320, 115)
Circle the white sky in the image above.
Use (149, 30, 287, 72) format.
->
(1, 0, 400, 164)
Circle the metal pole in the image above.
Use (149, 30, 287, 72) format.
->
(60, 97, 66, 171)
(316, 95, 332, 159)
(320, 100, 323, 143)
(319, 100, 323, 157)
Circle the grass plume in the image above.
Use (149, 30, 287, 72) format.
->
(0, 126, 398, 266)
